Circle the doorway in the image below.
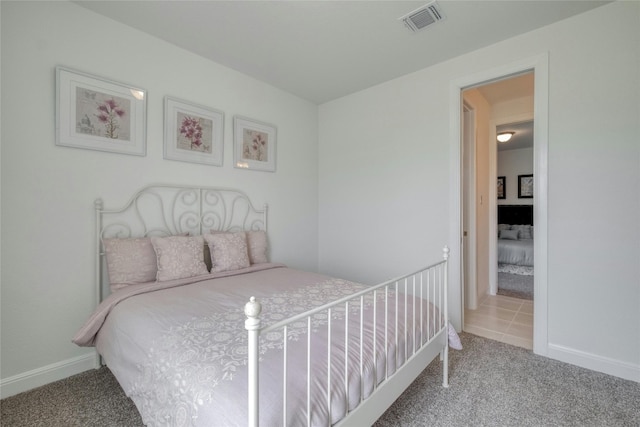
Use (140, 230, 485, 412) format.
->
(495, 119, 534, 301)
(449, 54, 549, 356)
(461, 73, 535, 349)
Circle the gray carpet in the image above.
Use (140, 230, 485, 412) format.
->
(2, 333, 638, 426)
(498, 272, 534, 300)
(0, 365, 143, 427)
(375, 334, 640, 426)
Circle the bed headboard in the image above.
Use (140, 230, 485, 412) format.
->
(497, 204, 533, 226)
(95, 185, 267, 301)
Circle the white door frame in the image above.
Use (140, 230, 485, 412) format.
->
(449, 53, 549, 356)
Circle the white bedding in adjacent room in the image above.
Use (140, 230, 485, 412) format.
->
(498, 239, 534, 267)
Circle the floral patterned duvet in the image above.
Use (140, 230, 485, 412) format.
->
(74, 264, 444, 427)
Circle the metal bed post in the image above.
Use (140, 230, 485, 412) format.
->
(94, 198, 103, 369)
(245, 297, 262, 427)
(442, 246, 449, 388)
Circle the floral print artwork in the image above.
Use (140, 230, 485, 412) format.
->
(242, 129, 268, 162)
(75, 87, 131, 141)
(176, 112, 213, 153)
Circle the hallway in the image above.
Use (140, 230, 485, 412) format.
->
(464, 294, 533, 350)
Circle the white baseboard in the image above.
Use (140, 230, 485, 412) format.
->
(0, 352, 98, 399)
(548, 343, 640, 383)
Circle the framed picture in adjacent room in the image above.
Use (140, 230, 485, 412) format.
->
(56, 66, 147, 156)
(164, 97, 224, 166)
(518, 174, 534, 198)
(497, 176, 506, 199)
(233, 116, 277, 172)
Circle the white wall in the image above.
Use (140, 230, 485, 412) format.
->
(497, 148, 534, 205)
(319, 1, 639, 381)
(493, 94, 534, 206)
(0, 1, 319, 396)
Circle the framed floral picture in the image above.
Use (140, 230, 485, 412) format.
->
(497, 176, 506, 199)
(233, 116, 277, 172)
(56, 66, 146, 156)
(164, 97, 224, 166)
(518, 174, 534, 198)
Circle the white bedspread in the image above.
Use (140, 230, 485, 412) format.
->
(498, 239, 534, 267)
(74, 265, 448, 427)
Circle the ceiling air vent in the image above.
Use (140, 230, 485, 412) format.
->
(399, 1, 446, 33)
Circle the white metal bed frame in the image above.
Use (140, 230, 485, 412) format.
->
(94, 185, 449, 426)
(245, 251, 449, 427)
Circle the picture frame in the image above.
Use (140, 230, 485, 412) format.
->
(518, 174, 534, 198)
(497, 176, 506, 199)
(164, 97, 224, 166)
(233, 116, 277, 172)
(56, 66, 146, 156)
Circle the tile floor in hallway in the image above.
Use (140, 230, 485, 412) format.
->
(463, 294, 533, 350)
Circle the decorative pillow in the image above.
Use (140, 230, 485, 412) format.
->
(103, 237, 158, 291)
(204, 232, 250, 273)
(151, 235, 209, 281)
(512, 224, 533, 240)
(207, 230, 230, 271)
(498, 224, 511, 237)
(499, 229, 520, 240)
(246, 230, 268, 264)
(518, 229, 533, 240)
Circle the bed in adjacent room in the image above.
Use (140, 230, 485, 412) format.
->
(497, 205, 534, 299)
(73, 185, 460, 427)
(497, 204, 534, 268)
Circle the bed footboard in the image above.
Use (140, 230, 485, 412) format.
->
(245, 247, 449, 427)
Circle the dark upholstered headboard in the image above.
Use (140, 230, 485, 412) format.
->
(498, 204, 533, 225)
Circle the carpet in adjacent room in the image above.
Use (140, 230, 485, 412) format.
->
(497, 271, 533, 300)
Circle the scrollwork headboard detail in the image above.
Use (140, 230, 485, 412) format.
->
(95, 184, 267, 302)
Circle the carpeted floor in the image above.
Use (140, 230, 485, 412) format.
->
(497, 271, 534, 300)
(2, 333, 639, 426)
(375, 334, 640, 426)
(0, 365, 143, 427)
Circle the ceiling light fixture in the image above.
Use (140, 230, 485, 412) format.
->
(497, 132, 515, 143)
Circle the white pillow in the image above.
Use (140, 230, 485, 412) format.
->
(499, 229, 519, 240)
(204, 232, 250, 272)
(512, 224, 533, 240)
(498, 224, 511, 237)
(151, 235, 209, 281)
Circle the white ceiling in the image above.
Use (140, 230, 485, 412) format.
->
(75, 0, 610, 104)
(476, 72, 534, 106)
(475, 72, 534, 151)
